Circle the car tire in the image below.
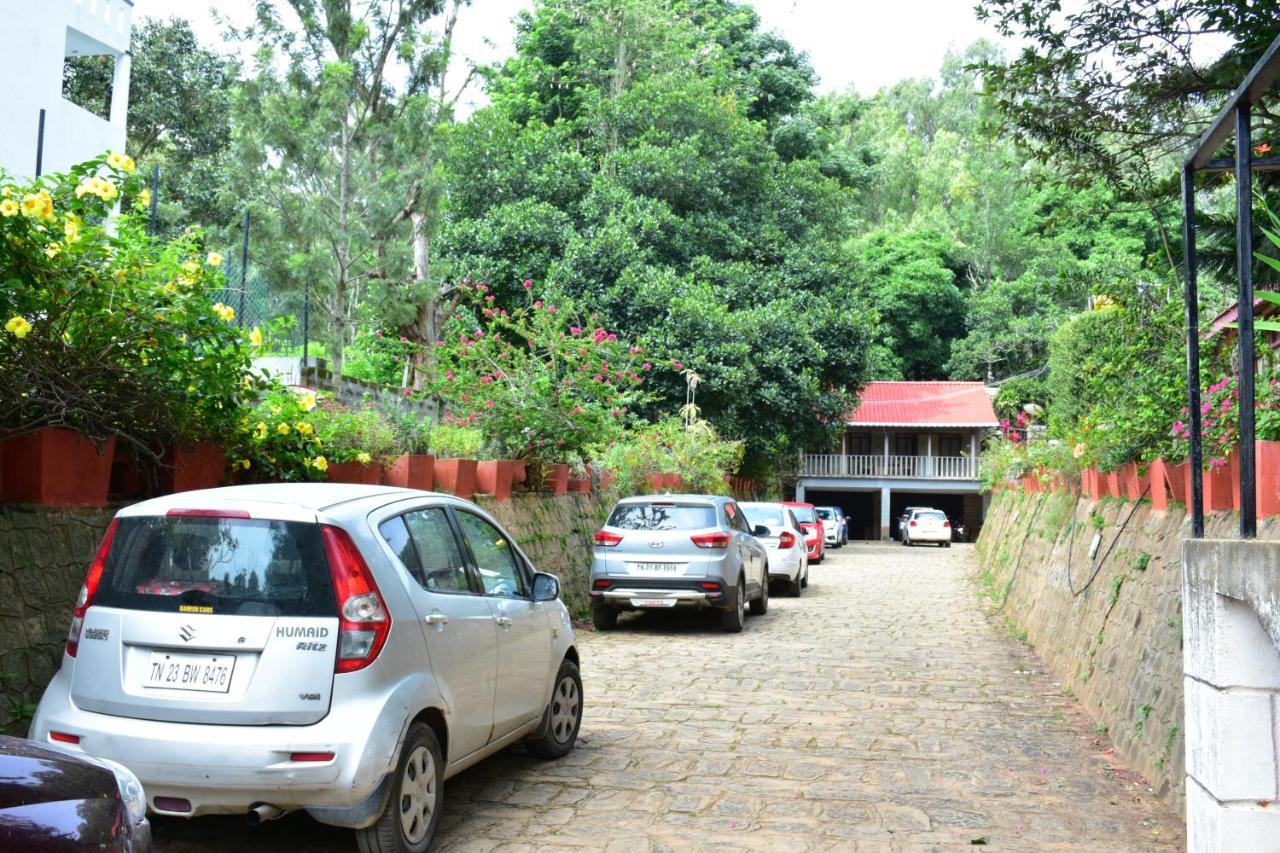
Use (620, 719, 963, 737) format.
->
(802, 566, 809, 588)
(749, 573, 768, 616)
(720, 580, 745, 633)
(944, 542, 952, 548)
(525, 658, 583, 759)
(590, 603, 617, 631)
(356, 722, 443, 853)
(788, 572, 802, 597)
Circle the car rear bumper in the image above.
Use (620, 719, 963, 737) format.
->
(805, 540, 822, 558)
(590, 577, 729, 610)
(909, 532, 951, 542)
(765, 550, 802, 580)
(30, 666, 404, 819)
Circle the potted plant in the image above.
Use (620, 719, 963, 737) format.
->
(431, 425, 482, 499)
(314, 407, 395, 485)
(384, 412, 434, 490)
(476, 460, 518, 501)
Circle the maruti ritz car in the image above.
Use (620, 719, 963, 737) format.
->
(590, 495, 769, 632)
(31, 484, 582, 853)
(739, 502, 809, 596)
(782, 501, 825, 563)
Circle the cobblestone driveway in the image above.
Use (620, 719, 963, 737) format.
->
(156, 542, 1183, 851)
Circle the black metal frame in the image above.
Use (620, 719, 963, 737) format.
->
(1183, 35, 1280, 539)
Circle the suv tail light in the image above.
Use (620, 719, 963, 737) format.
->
(322, 525, 391, 674)
(66, 519, 119, 658)
(594, 529, 623, 547)
(778, 531, 796, 549)
(690, 531, 730, 549)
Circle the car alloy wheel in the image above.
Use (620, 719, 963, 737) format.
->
(550, 674, 581, 744)
(398, 745, 436, 845)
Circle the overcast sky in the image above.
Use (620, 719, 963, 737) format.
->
(131, 0, 1010, 110)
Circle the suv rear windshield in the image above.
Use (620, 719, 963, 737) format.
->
(789, 506, 817, 524)
(93, 516, 335, 616)
(741, 506, 784, 527)
(608, 503, 717, 531)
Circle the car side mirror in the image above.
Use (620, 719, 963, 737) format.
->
(752, 525, 770, 537)
(531, 572, 560, 602)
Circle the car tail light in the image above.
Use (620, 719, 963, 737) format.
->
(166, 508, 251, 518)
(943, 520, 951, 528)
(690, 531, 731, 549)
(322, 525, 391, 674)
(66, 519, 119, 658)
(594, 529, 623, 547)
(290, 751, 335, 762)
(909, 520, 917, 527)
(592, 579, 612, 590)
(49, 731, 80, 744)
(778, 531, 796, 549)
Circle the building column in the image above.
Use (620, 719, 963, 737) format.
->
(882, 432, 889, 475)
(879, 485, 892, 540)
(926, 433, 933, 477)
(970, 432, 978, 478)
(109, 50, 132, 138)
(795, 482, 805, 503)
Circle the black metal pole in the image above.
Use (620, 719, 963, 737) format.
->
(1236, 104, 1257, 538)
(1183, 166, 1205, 538)
(34, 109, 46, 177)
(148, 165, 159, 236)
(238, 210, 250, 328)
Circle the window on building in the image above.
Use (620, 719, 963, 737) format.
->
(847, 432, 872, 454)
(894, 434, 918, 456)
(939, 434, 963, 457)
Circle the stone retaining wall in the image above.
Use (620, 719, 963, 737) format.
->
(0, 491, 616, 735)
(975, 488, 1280, 817)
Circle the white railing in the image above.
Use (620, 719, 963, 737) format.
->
(800, 454, 980, 480)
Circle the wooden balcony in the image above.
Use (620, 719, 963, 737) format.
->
(800, 454, 980, 481)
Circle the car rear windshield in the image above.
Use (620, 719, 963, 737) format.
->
(93, 516, 336, 616)
(816, 508, 835, 519)
(915, 511, 947, 522)
(741, 506, 784, 528)
(789, 506, 817, 523)
(608, 503, 717, 531)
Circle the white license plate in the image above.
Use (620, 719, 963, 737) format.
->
(627, 562, 682, 576)
(630, 598, 677, 608)
(144, 651, 236, 693)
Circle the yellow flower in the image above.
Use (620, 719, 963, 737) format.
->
(163, 282, 178, 295)
(296, 421, 314, 436)
(310, 455, 329, 472)
(63, 215, 81, 243)
(297, 390, 317, 412)
(5, 316, 32, 339)
(277, 422, 291, 436)
(0, 199, 17, 217)
(356, 452, 372, 465)
(253, 421, 268, 440)
(212, 302, 235, 323)
(95, 179, 119, 202)
(248, 327, 263, 347)
(240, 459, 251, 470)
(133, 188, 151, 211)
(19, 193, 42, 218)
(44, 243, 60, 259)
(182, 260, 200, 275)
(107, 151, 136, 173)
(206, 252, 224, 267)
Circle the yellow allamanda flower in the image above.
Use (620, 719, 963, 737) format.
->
(96, 179, 118, 202)
(356, 452, 372, 465)
(296, 390, 317, 412)
(0, 199, 17, 217)
(107, 151, 136, 174)
(212, 302, 235, 323)
(44, 243, 60, 259)
(206, 252, 224, 267)
(310, 456, 329, 472)
(248, 327, 263, 347)
(295, 421, 314, 436)
(75, 177, 100, 199)
(253, 421, 268, 440)
(240, 459, 251, 470)
(5, 316, 32, 339)
(133, 188, 151, 211)
(63, 215, 81, 243)
(182, 260, 200, 275)
(277, 422, 291, 436)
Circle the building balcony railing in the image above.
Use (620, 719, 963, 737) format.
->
(800, 454, 980, 480)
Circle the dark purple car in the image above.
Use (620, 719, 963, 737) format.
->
(0, 735, 151, 852)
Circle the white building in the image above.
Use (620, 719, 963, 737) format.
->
(0, 0, 133, 181)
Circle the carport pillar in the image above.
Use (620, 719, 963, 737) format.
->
(795, 483, 805, 502)
(880, 485, 891, 540)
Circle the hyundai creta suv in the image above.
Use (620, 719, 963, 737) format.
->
(31, 484, 582, 853)
(589, 495, 769, 632)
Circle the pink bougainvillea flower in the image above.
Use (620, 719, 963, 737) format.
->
(570, 326, 582, 335)
(522, 279, 533, 289)
(642, 362, 651, 370)
(672, 360, 684, 370)
(485, 400, 495, 408)
(534, 300, 543, 309)
(547, 305, 557, 314)
(593, 374, 604, 382)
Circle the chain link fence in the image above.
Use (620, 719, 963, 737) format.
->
(213, 252, 309, 352)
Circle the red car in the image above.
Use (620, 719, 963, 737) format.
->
(783, 501, 825, 564)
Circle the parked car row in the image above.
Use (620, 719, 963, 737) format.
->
(26, 483, 584, 853)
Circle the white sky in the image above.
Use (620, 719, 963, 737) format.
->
(131, 0, 1011, 111)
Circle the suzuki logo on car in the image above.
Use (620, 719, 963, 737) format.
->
(648, 540, 664, 549)
(178, 625, 196, 642)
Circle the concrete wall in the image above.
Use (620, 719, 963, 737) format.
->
(0, 490, 616, 735)
(0, 0, 132, 180)
(1182, 538, 1280, 851)
(976, 488, 1280, 816)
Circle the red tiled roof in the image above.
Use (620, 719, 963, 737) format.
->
(846, 381, 998, 428)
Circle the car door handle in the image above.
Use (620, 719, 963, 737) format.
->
(494, 615, 512, 628)
(425, 612, 449, 626)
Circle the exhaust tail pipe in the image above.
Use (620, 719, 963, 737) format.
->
(246, 803, 285, 825)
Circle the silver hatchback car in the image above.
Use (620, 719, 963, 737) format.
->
(30, 484, 582, 853)
(589, 494, 769, 632)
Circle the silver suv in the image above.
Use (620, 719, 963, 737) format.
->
(590, 494, 769, 632)
(30, 484, 582, 853)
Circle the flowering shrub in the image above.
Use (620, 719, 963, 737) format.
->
(597, 417, 744, 495)
(229, 387, 328, 481)
(311, 404, 398, 465)
(430, 282, 658, 465)
(1170, 372, 1280, 469)
(0, 154, 256, 457)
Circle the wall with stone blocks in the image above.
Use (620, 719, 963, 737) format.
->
(0, 491, 617, 735)
(976, 488, 1280, 817)
(1182, 539, 1280, 851)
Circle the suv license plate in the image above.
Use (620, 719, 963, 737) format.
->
(630, 598, 677, 608)
(627, 562, 682, 575)
(143, 651, 236, 693)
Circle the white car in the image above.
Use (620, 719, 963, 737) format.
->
(815, 506, 845, 548)
(739, 502, 809, 596)
(903, 507, 952, 547)
(31, 484, 582, 852)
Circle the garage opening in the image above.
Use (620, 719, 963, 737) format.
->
(798, 490, 879, 541)
(889, 492, 970, 541)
